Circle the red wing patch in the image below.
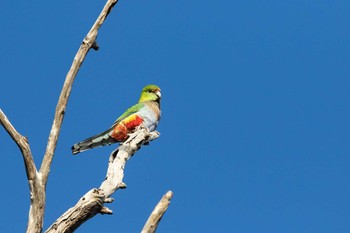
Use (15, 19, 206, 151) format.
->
(123, 114, 143, 129)
(111, 114, 143, 141)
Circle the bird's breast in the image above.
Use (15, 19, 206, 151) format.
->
(138, 102, 161, 131)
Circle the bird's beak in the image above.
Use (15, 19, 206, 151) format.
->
(156, 90, 161, 98)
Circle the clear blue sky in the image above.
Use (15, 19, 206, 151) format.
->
(1, 1, 349, 232)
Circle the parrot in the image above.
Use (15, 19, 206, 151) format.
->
(71, 84, 161, 155)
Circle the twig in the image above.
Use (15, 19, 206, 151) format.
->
(45, 128, 160, 233)
(141, 191, 174, 233)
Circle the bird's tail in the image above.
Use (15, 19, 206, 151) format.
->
(71, 129, 116, 155)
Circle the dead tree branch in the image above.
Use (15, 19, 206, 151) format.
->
(45, 128, 160, 233)
(1, 1, 119, 233)
(141, 191, 174, 233)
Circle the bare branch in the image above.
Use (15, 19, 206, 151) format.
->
(0, 109, 37, 181)
(45, 128, 160, 233)
(141, 191, 174, 233)
(40, 0, 119, 186)
(0, 110, 46, 233)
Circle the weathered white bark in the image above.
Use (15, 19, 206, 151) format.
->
(45, 127, 160, 233)
(0, 1, 119, 232)
(141, 191, 174, 233)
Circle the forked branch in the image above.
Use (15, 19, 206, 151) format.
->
(1, 1, 120, 233)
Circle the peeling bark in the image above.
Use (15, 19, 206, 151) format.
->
(45, 128, 160, 233)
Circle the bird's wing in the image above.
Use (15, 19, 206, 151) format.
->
(71, 102, 146, 154)
(111, 102, 145, 127)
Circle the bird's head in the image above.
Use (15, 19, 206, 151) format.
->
(138, 84, 161, 103)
